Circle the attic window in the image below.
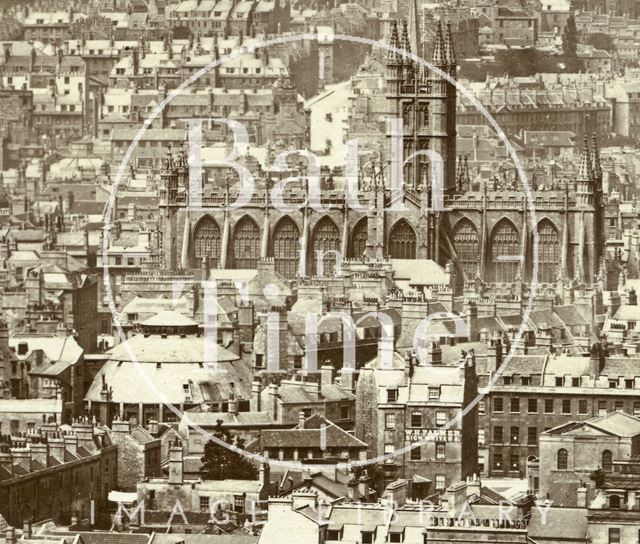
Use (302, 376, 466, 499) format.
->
(361, 529, 376, 544)
(17, 342, 28, 355)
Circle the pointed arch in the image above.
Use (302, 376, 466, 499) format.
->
(310, 216, 340, 276)
(490, 218, 519, 283)
(388, 219, 416, 259)
(537, 219, 560, 284)
(453, 218, 479, 281)
(350, 218, 368, 259)
(192, 215, 221, 268)
(272, 216, 300, 279)
(232, 215, 260, 269)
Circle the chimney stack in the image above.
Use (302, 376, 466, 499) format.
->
(577, 486, 588, 508)
(147, 419, 159, 435)
(268, 383, 279, 421)
(48, 435, 66, 462)
(73, 417, 97, 452)
(29, 440, 48, 467)
(339, 368, 354, 393)
(63, 433, 78, 456)
(320, 364, 334, 388)
(168, 439, 184, 485)
(250, 380, 262, 411)
(111, 418, 131, 434)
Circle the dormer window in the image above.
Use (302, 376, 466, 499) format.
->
(609, 494, 621, 509)
(327, 524, 343, 541)
(183, 383, 192, 400)
(387, 389, 397, 403)
(361, 528, 376, 544)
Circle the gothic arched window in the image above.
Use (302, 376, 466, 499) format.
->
(420, 103, 429, 127)
(490, 219, 519, 283)
(402, 103, 413, 132)
(192, 215, 221, 268)
(453, 219, 479, 280)
(389, 220, 416, 259)
(311, 216, 341, 277)
(232, 216, 260, 269)
(537, 220, 560, 284)
(557, 448, 568, 470)
(350, 218, 368, 259)
(273, 216, 299, 279)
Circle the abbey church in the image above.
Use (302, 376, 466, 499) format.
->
(158, 16, 606, 299)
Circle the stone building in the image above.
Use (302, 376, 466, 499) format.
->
(106, 418, 162, 491)
(0, 418, 118, 526)
(480, 346, 640, 479)
(250, 413, 368, 471)
(155, 17, 607, 306)
(537, 411, 640, 508)
(355, 344, 478, 490)
(136, 439, 268, 524)
(84, 310, 249, 426)
(587, 455, 640, 543)
(256, 486, 531, 544)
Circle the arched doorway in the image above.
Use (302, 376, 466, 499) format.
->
(192, 215, 221, 268)
(232, 216, 260, 269)
(388, 220, 416, 259)
(272, 216, 300, 279)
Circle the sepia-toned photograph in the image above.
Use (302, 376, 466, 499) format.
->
(0, 0, 638, 541)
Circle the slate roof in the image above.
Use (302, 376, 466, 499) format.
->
(554, 304, 590, 326)
(527, 507, 588, 541)
(259, 416, 365, 449)
(85, 356, 251, 404)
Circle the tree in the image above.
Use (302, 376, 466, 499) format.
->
(583, 32, 616, 53)
(562, 11, 581, 71)
(200, 420, 258, 480)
